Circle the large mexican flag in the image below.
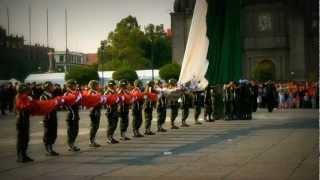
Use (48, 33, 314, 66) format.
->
(178, 0, 242, 87)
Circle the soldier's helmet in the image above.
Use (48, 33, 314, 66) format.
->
(168, 79, 177, 86)
(42, 81, 53, 90)
(107, 80, 116, 87)
(17, 83, 30, 93)
(119, 79, 128, 87)
(88, 80, 99, 89)
(134, 79, 142, 87)
(146, 80, 155, 87)
(65, 79, 77, 88)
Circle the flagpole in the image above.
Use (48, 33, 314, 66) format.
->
(46, 8, 49, 47)
(6, 7, 9, 35)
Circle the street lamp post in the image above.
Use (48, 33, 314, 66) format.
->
(100, 41, 105, 87)
(150, 34, 154, 81)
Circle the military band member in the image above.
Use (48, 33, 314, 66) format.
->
(40, 81, 59, 156)
(144, 80, 156, 135)
(15, 83, 34, 163)
(64, 79, 81, 151)
(88, 80, 102, 147)
(118, 80, 131, 141)
(131, 80, 144, 137)
(104, 80, 119, 144)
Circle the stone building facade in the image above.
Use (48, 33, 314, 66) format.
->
(171, 0, 318, 81)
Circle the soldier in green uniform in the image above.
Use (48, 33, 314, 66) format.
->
(40, 81, 59, 156)
(104, 80, 119, 144)
(64, 79, 81, 151)
(156, 81, 167, 132)
(131, 80, 144, 137)
(180, 88, 192, 127)
(204, 86, 214, 122)
(168, 79, 180, 129)
(193, 90, 203, 125)
(118, 80, 131, 141)
(223, 82, 234, 120)
(16, 83, 34, 163)
(144, 80, 156, 135)
(87, 80, 102, 147)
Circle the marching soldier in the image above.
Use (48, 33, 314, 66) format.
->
(193, 90, 203, 125)
(40, 81, 59, 156)
(104, 80, 120, 144)
(204, 86, 214, 122)
(144, 80, 156, 135)
(156, 81, 167, 132)
(223, 82, 234, 120)
(168, 79, 180, 129)
(131, 80, 144, 137)
(118, 80, 131, 141)
(64, 79, 81, 151)
(180, 88, 191, 127)
(16, 83, 34, 163)
(88, 80, 102, 147)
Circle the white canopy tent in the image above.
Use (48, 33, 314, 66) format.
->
(25, 73, 65, 85)
(25, 70, 160, 86)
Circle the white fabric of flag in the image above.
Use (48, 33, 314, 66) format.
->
(178, 0, 209, 90)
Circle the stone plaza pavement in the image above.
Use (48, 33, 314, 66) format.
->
(0, 109, 318, 180)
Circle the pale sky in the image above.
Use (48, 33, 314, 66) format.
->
(0, 0, 175, 53)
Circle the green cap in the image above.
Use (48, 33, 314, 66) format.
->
(42, 81, 53, 90)
(17, 83, 29, 93)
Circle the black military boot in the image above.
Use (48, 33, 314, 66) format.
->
(17, 152, 34, 163)
(171, 122, 179, 129)
(181, 121, 190, 127)
(49, 145, 59, 156)
(89, 140, 101, 148)
(68, 143, 80, 152)
(144, 129, 155, 135)
(107, 137, 119, 144)
(120, 132, 131, 141)
(194, 120, 202, 125)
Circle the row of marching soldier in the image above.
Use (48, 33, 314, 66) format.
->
(15, 78, 267, 163)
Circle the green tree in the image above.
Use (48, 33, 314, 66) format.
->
(97, 16, 172, 71)
(65, 65, 99, 85)
(98, 15, 150, 70)
(112, 67, 138, 82)
(142, 24, 172, 68)
(159, 63, 181, 82)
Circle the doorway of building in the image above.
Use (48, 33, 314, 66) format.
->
(252, 59, 276, 81)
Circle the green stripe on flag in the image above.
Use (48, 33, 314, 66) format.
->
(205, 0, 242, 85)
